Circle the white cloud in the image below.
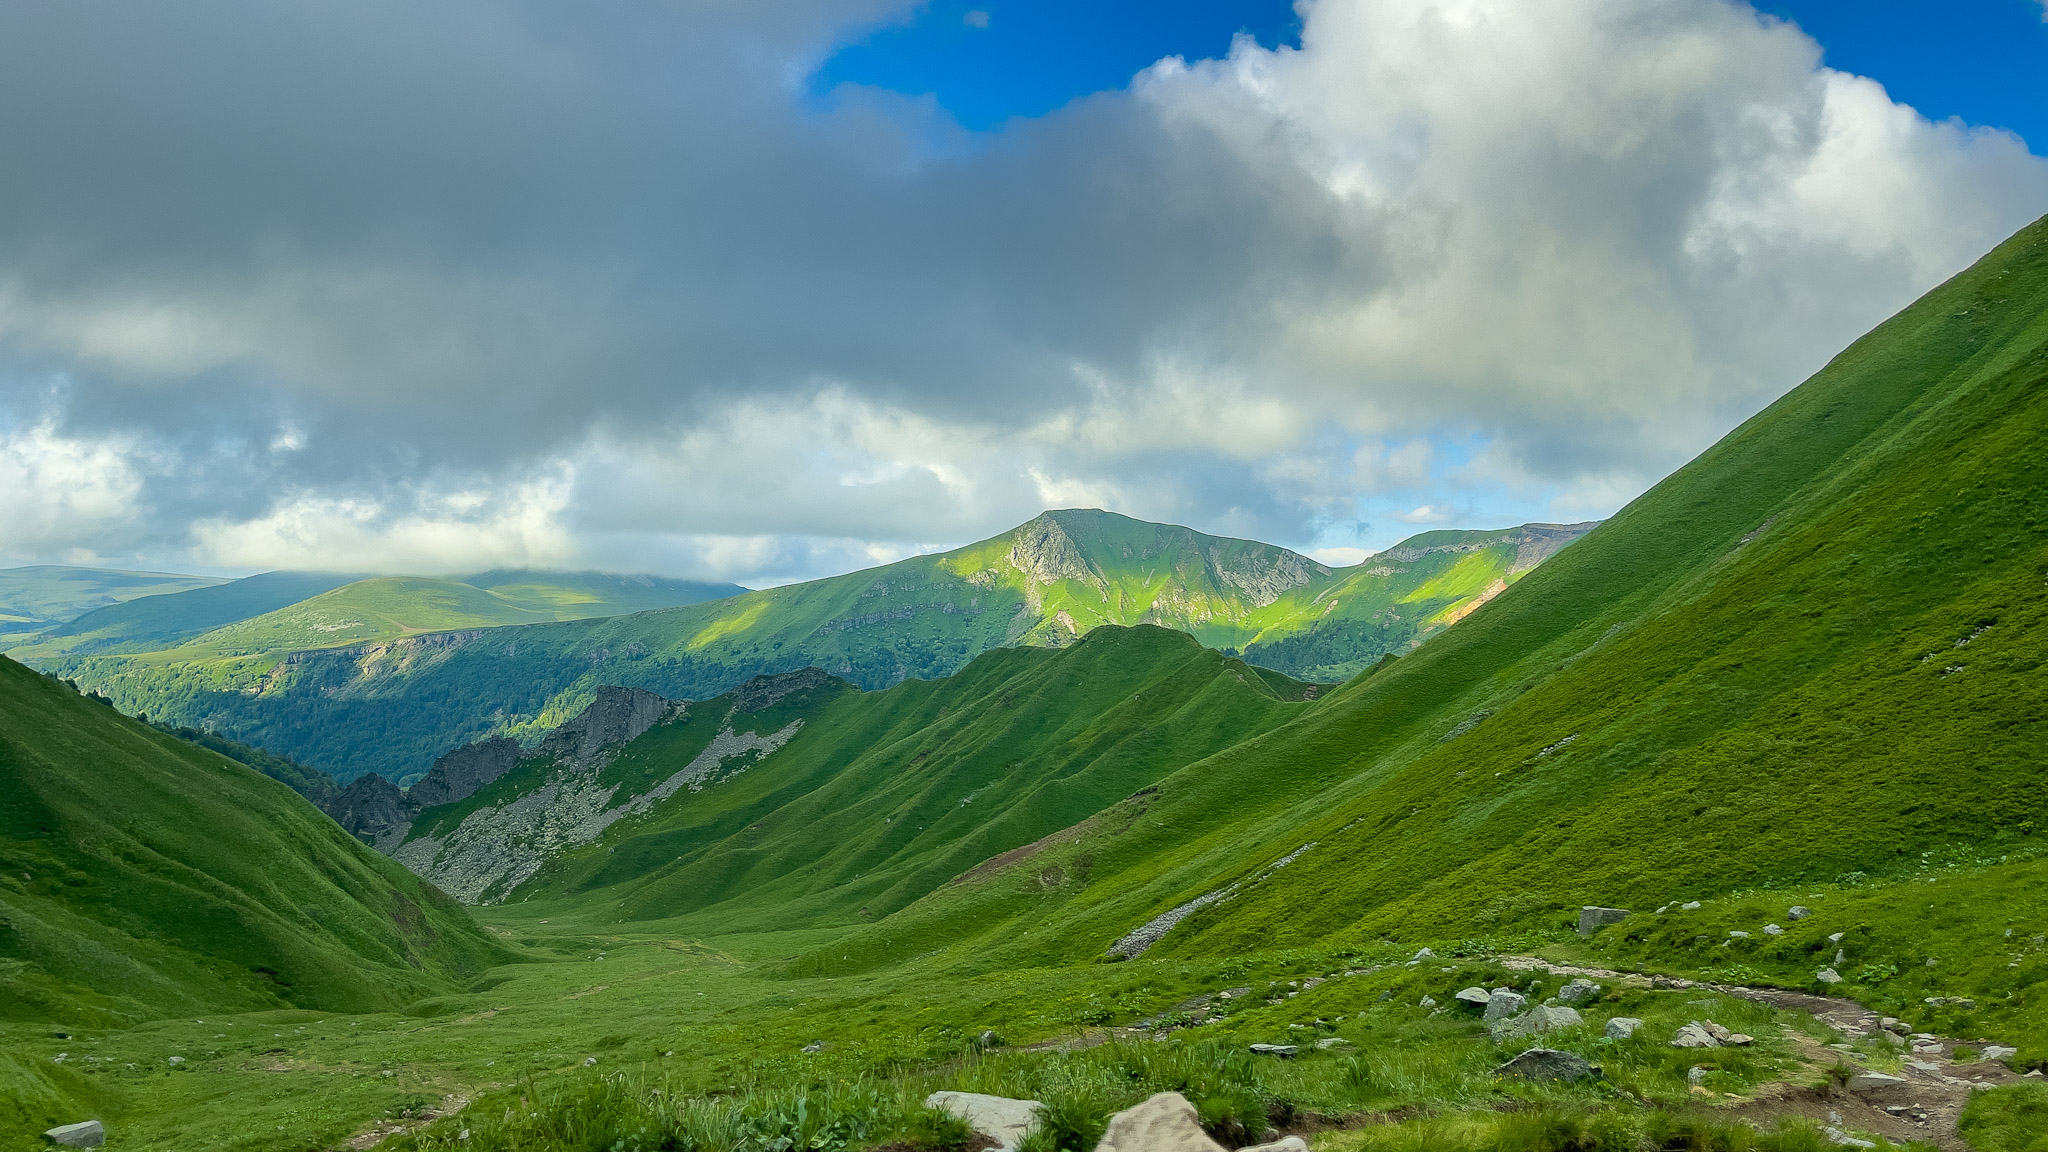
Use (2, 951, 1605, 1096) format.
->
(0, 419, 147, 564)
(192, 475, 576, 574)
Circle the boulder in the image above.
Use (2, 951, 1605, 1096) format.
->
(1681, 901, 1701, 910)
(1313, 1037, 1353, 1051)
(1555, 978, 1602, 1006)
(1816, 967, 1844, 985)
(1982, 1045, 2019, 1062)
(927, 1092, 1043, 1152)
(1845, 1072, 1911, 1102)
(1671, 1022, 1721, 1049)
(1762, 924, 1784, 936)
(1788, 906, 1812, 921)
(1418, 996, 1437, 1008)
(1494, 1005, 1582, 1040)
(1093, 1092, 1225, 1152)
(1248, 1044, 1299, 1058)
(1454, 987, 1492, 1008)
(43, 1122, 104, 1149)
(1493, 1048, 1595, 1083)
(1605, 1017, 1643, 1040)
(1482, 991, 1528, 1021)
(1411, 947, 1435, 960)
(1702, 1021, 1733, 1042)
(1577, 907, 1629, 936)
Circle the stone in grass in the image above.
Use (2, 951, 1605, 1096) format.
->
(1455, 987, 1493, 1008)
(1702, 1021, 1733, 1042)
(1241, 1139, 1308, 1152)
(1314, 1037, 1354, 1051)
(1493, 1048, 1597, 1083)
(1816, 967, 1844, 985)
(1846, 1072, 1911, 1102)
(1094, 1091, 1225, 1152)
(1671, 1022, 1721, 1049)
(1605, 1017, 1643, 1040)
(1578, 907, 1629, 936)
(1788, 906, 1812, 921)
(1494, 1005, 1582, 1040)
(1982, 1045, 2019, 1062)
(43, 1122, 104, 1149)
(1248, 1043, 1299, 1057)
(1555, 978, 1603, 1006)
(927, 1092, 1043, 1152)
(1482, 991, 1528, 1021)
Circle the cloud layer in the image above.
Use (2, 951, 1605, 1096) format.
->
(0, 0, 2042, 581)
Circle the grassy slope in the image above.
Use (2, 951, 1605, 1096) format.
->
(0, 567, 223, 647)
(491, 626, 1319, 934)
(49, 515, 1563, 784)
(12, 571, 362, 659)
(796, 215, 2048, 1045)
(0, 656, 507, 1034)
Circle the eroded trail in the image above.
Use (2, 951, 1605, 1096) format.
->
(1500, 957, 2026, 1150)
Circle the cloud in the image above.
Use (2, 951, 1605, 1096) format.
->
(0, 0, 2042, 580)
(0, 418, 146, 564)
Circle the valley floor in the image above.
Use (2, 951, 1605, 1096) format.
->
(12, 886, 2046, 1152)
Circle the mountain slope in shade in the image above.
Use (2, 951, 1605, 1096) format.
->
(0, 657, 507, 1029)
(790, 212, 2048, 1035)
(0, 566, 224, 648)
(48, 514, 1586, 784)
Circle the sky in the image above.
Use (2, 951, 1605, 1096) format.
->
(0, 0, 2044, 585)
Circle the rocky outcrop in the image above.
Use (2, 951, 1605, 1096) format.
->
(407, 736, 521, 809)
(926, 1092, 1040, 1152)
(326, 773, 408, 843)
(533, 685, 670, 766)
(731, 667, 831, 713)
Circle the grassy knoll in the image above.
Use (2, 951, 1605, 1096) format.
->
(45, 516, 1581, 785)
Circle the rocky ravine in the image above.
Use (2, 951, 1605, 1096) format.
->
(390, 672, 821, 903)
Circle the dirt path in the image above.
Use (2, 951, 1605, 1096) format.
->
(1499, 956, 2025, 1150)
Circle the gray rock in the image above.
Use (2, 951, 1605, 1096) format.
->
(1482, 991, 1528, 1021)
(1982, 1045, 2019, 1062)
(800, 1041, 824, 1054)
(1555, 978, 1602, 1006)
(1823, 1129, 1876, 1150)
(1788, 905, 1812, 921)
(1093, 1091, 1225, 1152)
(1454, 987, 1492, 1008)
(1494, 1005, 1582, 1040)
(43, 1122, 104, 1149)
(1816, 967, 1844, 985)
(1411, 947, 1435, 960)
(1605, 1017, 1643, 1039)
(1686, 1066, 1709, 1086)
(1671, 1022, 1721, 1049)
(1248, 1044, 1299, 1058)
(407, 736, 523, 809)
(1418, 995, 1437, 1008)
(1681, 901, 1701, 910)
(1240, 1139, 1307, 1152)
(1313, 1037, 1353, 1051)
(1577, 907, 1629, 936)
(1762, 924, 1785, 936)
(1493, 1048, 1595, 1083)
(1846, 1072, 1910, 1102)
(1702, 1021, 1733, 1042)
(1727, 930, 1750, 939)
(927, 1091, 1043, 1152)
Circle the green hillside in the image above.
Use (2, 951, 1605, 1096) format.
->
(392, 626, 1319, 925)
(10, 570, 361, 658)
(795, 214, 2048, 1041)
(46, 516, 1583, 784)
(0, 566, 223, 648)
(0, 656, 506, 1033)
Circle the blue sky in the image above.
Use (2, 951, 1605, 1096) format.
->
(820, 0, 2048, 152)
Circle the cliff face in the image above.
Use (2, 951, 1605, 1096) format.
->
(406, 736, 521, 809)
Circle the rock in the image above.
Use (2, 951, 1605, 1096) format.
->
(1411, 947, 1435, 960)
(1686, 1066, 1709, 1086)
(1482, 991, 1528, 1021)
(166, 1055, 185, 1065)
(1725, 1034, 1754, 1046)
(407, 736, 523, 809)
(1418, 995, 1437, 1008)
(1681, 901, 1701, 910)
(1094, 1092, 1225, 1152)
(1555, 978, 1602, 1006)
(1248, 1044, 1299, 1058)
(977, 1030, 1001, 1049)
(1702, 1021, 1733, 1042)
(1816, 967, 1844, 985)
(1231, 1135, 1307, 1152)
(1494, 1005, 1582, 1040)
(1762, 924, 1785, 936)
(1982, 1045, 2019, 1062)
(1727, 930, 1750, 939)
(1827, 932, 1844, 944)
(1788, 906, 1812, 921)
(800, 1041, 824, 1054)
(1314, 1038, 1353, 1051)
(1577, 907, 1629, 936)
(1493, 1048, 1595, 1083)
(1454, 987, 1492, 1008)
(1824, 1128, 1876, 1150)
(927, 1091, 1043, 1152)
(584, 1056, 598, 1066)
(1880, 1018, 1910, 1035)
(1671, 1022, 1721, 1049)
(43, 1122, 104, 1149)
(1605, 1017, 1643, 1040)
(1846, 1072, 1911, 1102)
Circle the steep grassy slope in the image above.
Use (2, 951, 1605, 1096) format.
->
(413, 626, 1319, 929)
(797, 214, 2048, 1026)
(50, 514, 1580, 784)
(0, 566, 222, 648)
(0, 656, 507, 1031)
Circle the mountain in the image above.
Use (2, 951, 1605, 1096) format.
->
(0, 656, 506, 1030)
(0, 565, 224, 648)
(792, 210, 2048, 1039)
(43, 514, 1587, 784)
(365, 626, 1321, 923)
(13, 570, 363, 658)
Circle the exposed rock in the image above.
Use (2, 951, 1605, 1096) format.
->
(1493, 1005, 1581, 1040)
(1788, 905, 1812, 921)
(1239, 1139, 1306, 1152)
(1093, 1091, 1225, 1152)
(1577, 907, 1629, 936)
(1725, 1034, 1754, 1046)
(1681, 901, 1701, 910)
(537, 685, 672, 765)
(801, 1041, 824, 1054)
(927, 1091, 1042, 1152)
(43, 1121, 104, 1149)
(1455, 987, 1492, 1008)
(1687, 1066, 1710, 1086)
(1410, 947, 1435, 960)
(1248, 1044, 1299, 1057)
(1762, 924, 1784, 936)
(1555, 978, 1602, 1006)
(407, 736, 522, 809)
(1845, 1072, 1911, 1102)
(1727, 930, 1751, 939)
(1605, 1017, 1643, 1040)
(1816, 967, 1844, 985)
(731, 667, 833, 713)
(1493, 1048, 1595, 1083)
(1702, 1021, 1733, 1042)
(1823, 1129, 1876, 1150)
(1313, 1038, 1353, 1051)
(325, 772, 409, 842)
(1671, 1022, 1721, 1049)
(1482, 991, 1528, 1021)
(1982, 1045, 2019, 1062)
